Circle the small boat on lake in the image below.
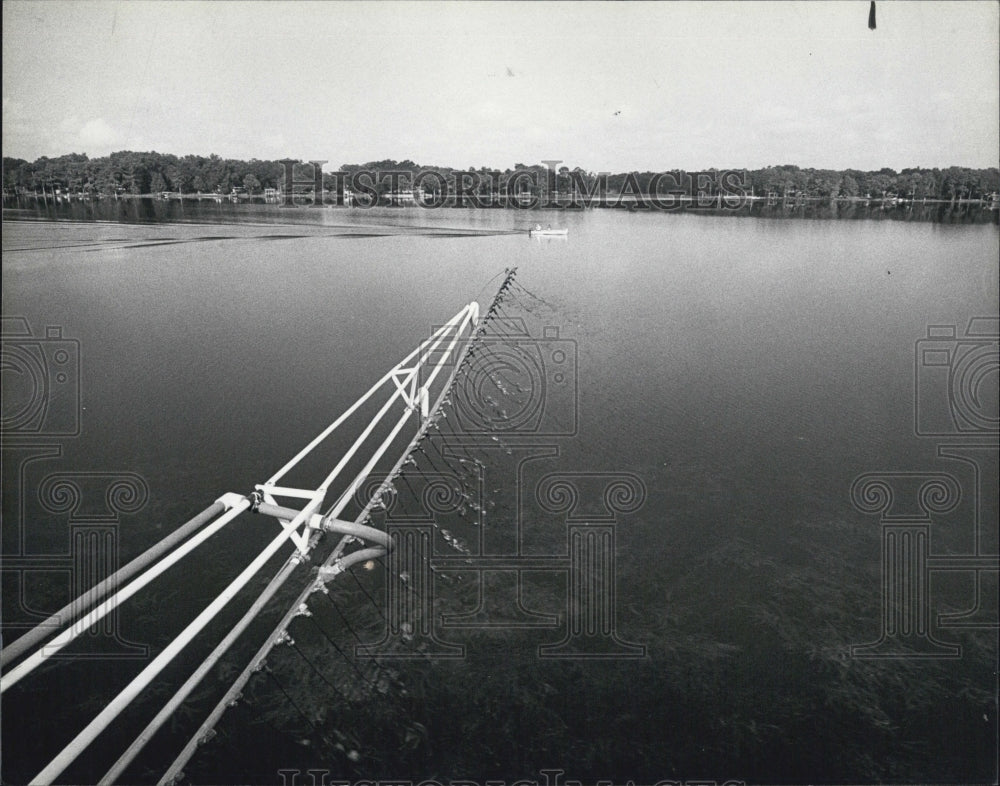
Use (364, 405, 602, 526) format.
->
(529, 225, 568, 237)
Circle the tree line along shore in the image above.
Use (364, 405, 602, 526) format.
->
(3, 152, 998, 203)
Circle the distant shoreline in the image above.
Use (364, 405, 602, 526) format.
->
(4, 154, 998, 208)
(5, 191, 998, 210)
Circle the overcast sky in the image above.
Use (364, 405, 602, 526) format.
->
(3, 1, 998, 172)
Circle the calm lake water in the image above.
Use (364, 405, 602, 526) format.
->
(2, 199, 998, 784)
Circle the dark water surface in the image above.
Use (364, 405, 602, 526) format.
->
(2, 201, 997, 784)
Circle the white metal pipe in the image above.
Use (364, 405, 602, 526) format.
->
(97, 552, 304, 786)
(265, 303, 473, 487)
(156, 529, 354, 786)
(324, 304, 477, 521)
(159, 307, 481, 785)
(415, 303, 477, 404)
(313, 304, 476, 499)
(256, 503, 391, 548)
(256, 486, 317, 499)
(32, 505, 311, 785)
(306, 367, 415, 517)
(37, 301, 481, 783)
(100, 502, 396, 784)
(327, 397, 419, 523)
(0, 498, 251, 693)
(0, 501, 225, 669)
(327, 545, 387, 576)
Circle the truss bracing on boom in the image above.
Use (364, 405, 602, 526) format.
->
(1, 269, 527, 785)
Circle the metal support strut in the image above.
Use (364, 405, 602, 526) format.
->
(0, 293, 495, 786)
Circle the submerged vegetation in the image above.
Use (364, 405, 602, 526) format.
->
(179, 525, 996, 784)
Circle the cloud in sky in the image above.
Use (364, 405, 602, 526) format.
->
(2, 0, 997, 171)
(76, 118, 118, 150)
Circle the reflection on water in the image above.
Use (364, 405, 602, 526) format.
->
(1, 208, 997, 784)
(739, 197, 999, 224)
(4, 193, 999, 227)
